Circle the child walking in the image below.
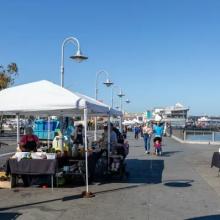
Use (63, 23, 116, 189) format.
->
(153, 137, 162, 156)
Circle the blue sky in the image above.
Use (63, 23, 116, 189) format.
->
(1, 0, 220, 115)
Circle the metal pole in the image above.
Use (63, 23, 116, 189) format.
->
(94, 70, 111, 141)
(107, 114, 111, 171)
(47, 116, 51, 149)
(84, 108, 89, 193)
(111, 88, 114, 108)
(183, 129, 186, 141)
(112, 85, 121, 109)
(60, 116, 64, 153)
(120, 96, 123, 133)
(60, 37, 82, 153)
(212, 131, 215, 142)
(16, 113, 20, 148)
(61, 45, 64, 87)
(60, 37, 81, 88)
(94, 77, 98, 141)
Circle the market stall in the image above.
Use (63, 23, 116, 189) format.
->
(0, 80, 122, 195)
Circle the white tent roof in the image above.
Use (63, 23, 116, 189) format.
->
(122, 120, 136, 126)
(0, 80, 121, 116)
(74, 91, 122, 116)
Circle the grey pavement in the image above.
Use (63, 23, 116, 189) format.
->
(0, 132, 220, 219)
(0, 133, 17, 168)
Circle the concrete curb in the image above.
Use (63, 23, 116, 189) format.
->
(171, 135, 220, 145)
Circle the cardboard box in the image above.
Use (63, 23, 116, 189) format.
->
(0, 172, 12, 188)
(0, 180, 11, 189)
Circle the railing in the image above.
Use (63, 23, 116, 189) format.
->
(169, 128, 220, 143)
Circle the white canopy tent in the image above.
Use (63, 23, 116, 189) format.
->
(122, 120, 136, 126)
(0, 80, 122, 195)
(0, 80, 120, 116)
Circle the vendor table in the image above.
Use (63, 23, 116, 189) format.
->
(7, 159, 57, 189)
(57, 158, 86, 187)
(211, 152, 220, 176)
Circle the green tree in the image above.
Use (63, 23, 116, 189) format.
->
(0, 63, 18, 133)
(0, 62, 18, 90)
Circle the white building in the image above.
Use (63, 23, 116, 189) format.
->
(144, 103, 189, 127)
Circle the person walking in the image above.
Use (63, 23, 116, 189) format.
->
(142, 122, 153, 154)
(153, 122, 164, 155)
(134, 125, 140, 139)
(153, 122, 164, 139)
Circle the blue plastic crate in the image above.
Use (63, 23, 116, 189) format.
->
(34, 130, 55, 140)
(44, 120, 60, 130)
(34, 120, 45, 130)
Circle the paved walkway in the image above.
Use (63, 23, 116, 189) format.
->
(0, 133, 220, 220)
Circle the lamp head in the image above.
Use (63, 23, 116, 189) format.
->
(103, 79, 113, 87)
(118, 92, 125, 98)
(126, 99, 131, 104)
(70, 49, 88, 63)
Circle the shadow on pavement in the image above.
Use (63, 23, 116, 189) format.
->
(161, 151, 182, 157)
(97, 159, 165, 185)
(0, 193, 82, 212)
(95, 184, 141, 195)
(132, 145, 144, 148)
(0, 212, 21, 219)
(126, 159, 164, 184)
(0, 184, 148, 211)
(0, 159, 164, 211)
(185, 215, 220, 220)
(164, 179, 194, 187)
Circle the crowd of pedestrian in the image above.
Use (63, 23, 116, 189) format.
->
(133, 121, 164, 156)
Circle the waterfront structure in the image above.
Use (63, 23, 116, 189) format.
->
(145, 103, 189, 127)
(196, 116, 220, 128)
(123, 112, 144, 124)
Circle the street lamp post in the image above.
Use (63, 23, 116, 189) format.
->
(111, 85, 122, 108)
(94, 70, 113, 140)
(111, 85, 125, 132)
(125, 99, 131, 104)
(60, 36, 88, 88)
(60, 36, 87, 152)
(95, 70, 113, 100)
(118, 89, 125, 133)
(124, 99, 131, 119)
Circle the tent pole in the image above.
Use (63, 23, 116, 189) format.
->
(16, 113, 20, 149)
(94, 117, 97, 141)
(119, 116, 123, 133)
(107, 114, 111, 171)
(60, 116, 63, 153)
(82, 108, 94, 198)
(47, 116, 50, 149)
(84, 108, 89, 193)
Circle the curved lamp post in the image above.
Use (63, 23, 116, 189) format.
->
(111, 85, 125, 132)
(118, 90, 125, 112)
(111, 85, 124, 109)
(60, 37, 92, 197)
(94, 70, 113, 140)
(60, 36, 88, 150)
(125, 99, 131, 104)
(60, 36, 88, 88)
(118, 90, 125, 133)
(95, 70, 113, 100)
